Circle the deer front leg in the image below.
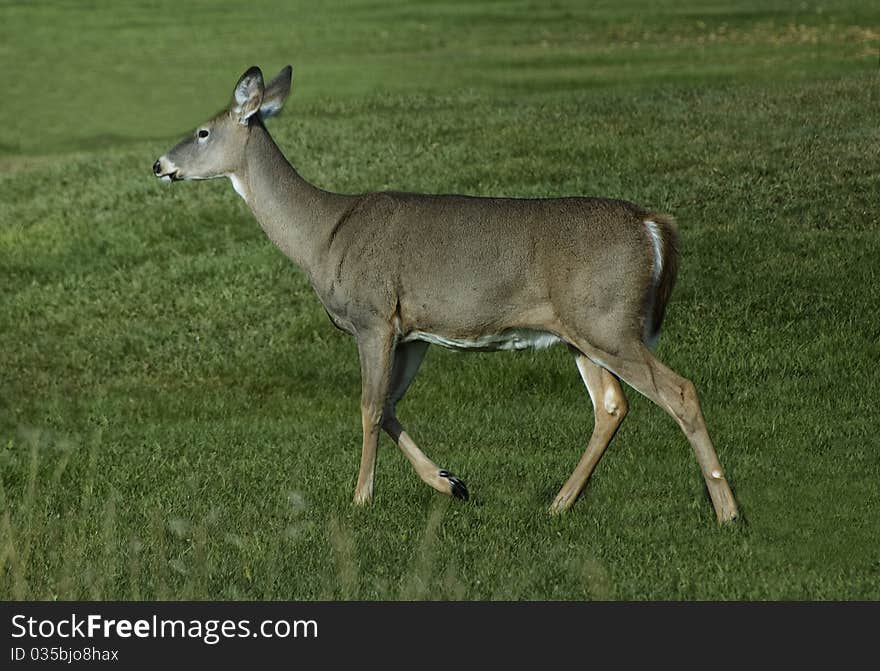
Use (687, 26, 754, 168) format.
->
(381, 341, 468, 500)
(353, 330, 395, 505)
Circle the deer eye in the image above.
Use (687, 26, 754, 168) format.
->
(197, 129, 210, 139)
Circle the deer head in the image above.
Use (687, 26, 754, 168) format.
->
(153, 65, 292, 183)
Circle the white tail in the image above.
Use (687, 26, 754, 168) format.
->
(154, 65, 739, 523)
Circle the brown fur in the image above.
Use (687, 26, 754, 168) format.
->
(154, 65, 739, 522)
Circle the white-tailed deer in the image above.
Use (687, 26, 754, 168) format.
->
(154, 65, 739, 523)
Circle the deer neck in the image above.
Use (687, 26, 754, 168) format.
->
(230, 122, 349, 281)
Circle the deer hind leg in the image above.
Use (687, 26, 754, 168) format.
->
(550, 350, 628, 514)
(381, 341, 468, 500)
(572, 339, 739, 523)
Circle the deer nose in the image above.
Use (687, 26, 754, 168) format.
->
(153, 160, 162, 175)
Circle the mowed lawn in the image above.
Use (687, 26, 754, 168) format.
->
(1, 1, 878, 600)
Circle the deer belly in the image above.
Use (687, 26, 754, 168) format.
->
(402, 329, 562, 352)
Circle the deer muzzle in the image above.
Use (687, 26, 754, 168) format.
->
(152, 157, 181, 182)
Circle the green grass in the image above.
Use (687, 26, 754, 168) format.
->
(1, 0, 879, 600)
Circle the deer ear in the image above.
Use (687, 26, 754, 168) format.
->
(260, 65, 292, 120)
(231, 66, 264, 125)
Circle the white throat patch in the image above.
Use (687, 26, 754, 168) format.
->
(228, 174, 247, 199)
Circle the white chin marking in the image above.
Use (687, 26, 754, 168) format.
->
(160, 175, 172, 183)
(402, 328, 561, 352)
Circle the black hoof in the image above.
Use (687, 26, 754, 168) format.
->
(439, 469, 469, 501)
